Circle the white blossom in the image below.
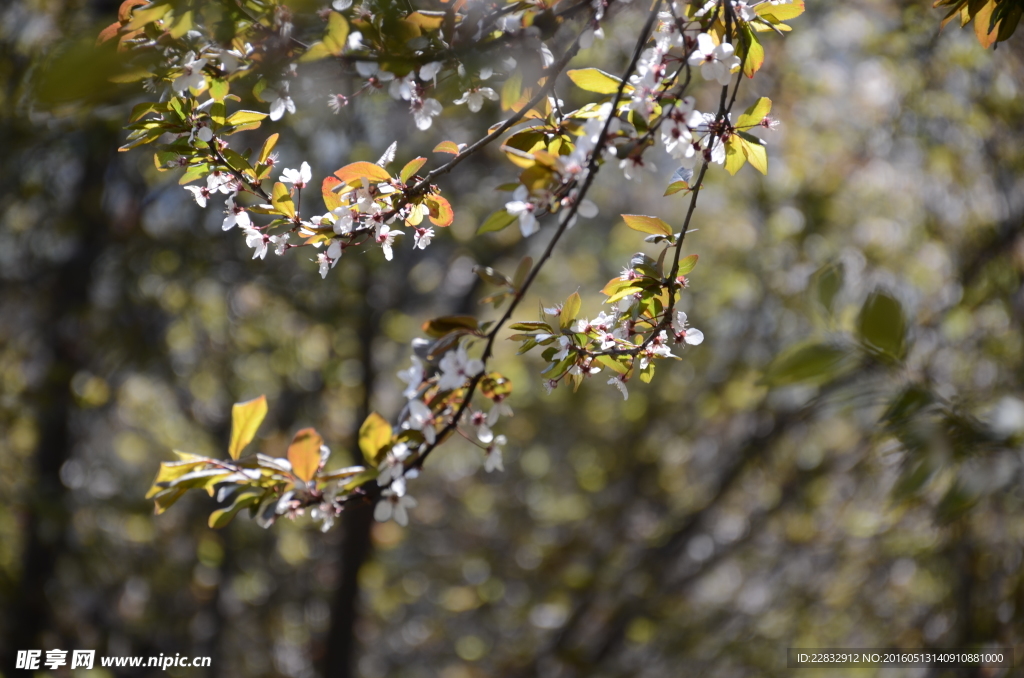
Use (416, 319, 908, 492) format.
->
(374, 488, 417, 526)
(505, 185, 538, 237)
(403, 399, 436, 444)
(419, 61, 443, 82)
(397, 356, 425, 399)
(437, 345, 484, 391)
(184, 186, 209, 207)
(267, 88, 296, 121)
(411, 98, 442, 130)
(608, 375, 629, 400)
(413, 226, 434, 249)
(484, 435, 506, 472)
(688, 33, 740, 86)
(244, 228, 268, 259)
(375, 224, 403, 260)
(466, 410, 494, 444)
(673, 310, 705, 345)
(223, 198, 252, 231)
(270, 233, 290, 256)
(172, 53, 206, 94)
(280, 162, 311, 188)
(377, 442, 410, 487)
(454, 87, 498, 113)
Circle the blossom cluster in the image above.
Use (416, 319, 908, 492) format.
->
(118, 0, 804, 531)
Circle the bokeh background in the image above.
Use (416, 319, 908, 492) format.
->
(2, 1, 1024, 677)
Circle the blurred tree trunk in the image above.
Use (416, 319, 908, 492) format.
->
(323, 261, 378, 678)
(3, 127, 116, 670)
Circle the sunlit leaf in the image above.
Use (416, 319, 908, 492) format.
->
(433, 140, 461, 155)
(677, 254, 699, 275)
(333, 161, 391, 185)
(478, 209, 518, 234)
(287, 427, 324, 482)
(272, 182, 296, 219)
(561, 292, 582, 329)
(359, 412, 392, 465)
(229, 395, 268, 460)
(400, 157, 427, 184)
(567, 68, 628, 94)
(622, 214, 672, 237)
(426, 194, 454, 227)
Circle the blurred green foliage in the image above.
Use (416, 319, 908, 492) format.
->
(2, 1, 1024, 677)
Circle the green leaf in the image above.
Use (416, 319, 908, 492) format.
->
(740, 136, 768, 175)
(477, 209, 518, 234)
(737, 97, 772, 130)
(595, 354, 628, 374)
(761, 341, 849, 386)
(421, 315, 478, 338)
(501, 70, 523, 110)
(226, 110, 268, 127)
(475, 266, 511, 287)
(287, 427, 324, 482)
(567, 68, 629, 94)
(724, 136, 746, 175)
(299, 42, 332, 63)
(622, 214, 672, 237)
(258, 133, 279, 165)
(229, 395, 267, 460)
(857, 291, 906, 361)
(812, 262, 843, 313)
(677, 254, 698, 275)
(324, 11, 349, 55)
(741, 27, 765, 78)
(560, 292, 582, 329)
(272, 182, 296, 219)
(513, 256, 533, 290)
(208, 491, 262, 528)
(400, 157, 427, 184)
(152, 487, 187, 515)
(663, 181, 690, 197)
(508, 321, 551, 332)
(128, 101, 167, 123)
(209, 78, 229, 102)
(359, 412, 392, 465)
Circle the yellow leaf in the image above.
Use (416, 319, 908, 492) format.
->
(287, 427, 324, 482)
(741, 137, 768, 175)
(724, 136, 746, 175)
(322, 176, 343, 212)
(567, 68, 630, 94)
(737, 97, 772, 129)
(400, 157, 427, 184)
(298, 41, 331, 63)
(561, 292, 582, 329)
(501, 71, 523, 111)
(622, 214, 672, 236)
(272, 182, 296, 219)
(433, 140, 461, 155)
(228, 395, 268, 459)
(359, 412, 393, 465)
(324, 12, 349, 55)
(426, 194, 454, 227)
(258, 133, 279, 165)
(333, 161, 391, 185)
